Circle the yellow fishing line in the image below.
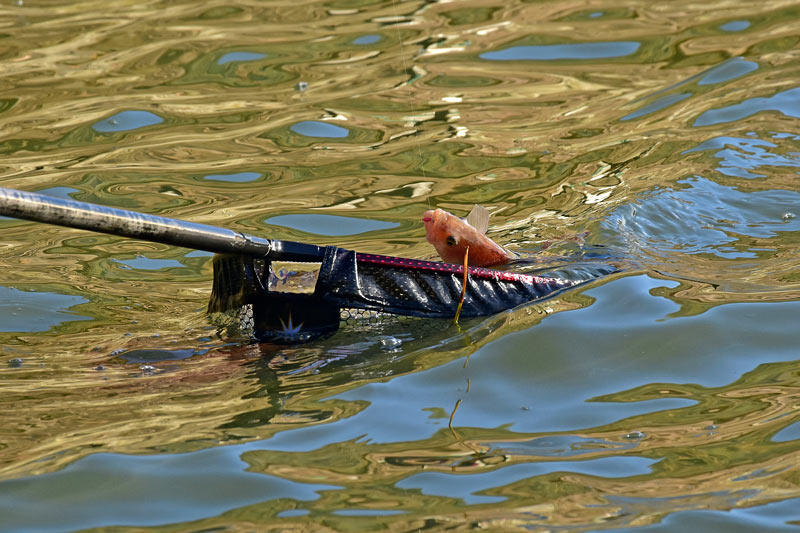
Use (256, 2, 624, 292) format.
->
(448, 398, 462, 434)
(453, 245, 469, 325)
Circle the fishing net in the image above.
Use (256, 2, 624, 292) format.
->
(0, 187, 618, 344)
(208, 246, 617, 343)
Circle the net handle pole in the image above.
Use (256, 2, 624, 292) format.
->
(0, 186, 326, 260)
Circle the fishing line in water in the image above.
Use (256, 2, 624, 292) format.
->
(387, 2, 477, 321)
(384, 4, 478, 436)
(389, 0, 428, 188)
(389, 0, 471, 433)
(388, 0, 468, 307)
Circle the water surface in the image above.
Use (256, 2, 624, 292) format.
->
(1, 0, 799, 531)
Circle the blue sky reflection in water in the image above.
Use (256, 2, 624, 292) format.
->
(203, 171, 261, 182)
(1, 0, 800, 531)
(0, 451, 338, 532)
(684, 134, 800, 178)
(697, 57, 759, 86)
(694, 86, 800, 126)
(397, 456, 660, 505)
(772, 422, 800, 443)
(481, 41, 640, 60)
(621, 57, 759, 122)
(113, 256, 185, 270)
(217, 51, 267, 65)
(92, 110, 163, 132)
(289, 120, 349, 138)
(719, 20, 752, 32)
(33, 186, 79, 199)
(0, 287, 90, 333)
(352, 34, 381, 45)
(265, 213, 400, 236)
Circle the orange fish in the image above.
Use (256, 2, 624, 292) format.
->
(422, 205, 514, 267)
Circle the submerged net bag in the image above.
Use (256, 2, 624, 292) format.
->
(209, 246, 617, 343)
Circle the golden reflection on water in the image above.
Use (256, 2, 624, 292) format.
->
(1, 0, 800, 530)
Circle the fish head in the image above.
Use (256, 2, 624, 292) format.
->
(423, 208, 471, 263)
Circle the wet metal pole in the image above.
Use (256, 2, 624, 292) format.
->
(0, 187, 326, 261)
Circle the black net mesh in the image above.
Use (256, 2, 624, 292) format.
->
(317, 248, 613, 318)
(208, 247, 617, 343)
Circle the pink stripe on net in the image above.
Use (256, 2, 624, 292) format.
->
(355, 253, 569, 285)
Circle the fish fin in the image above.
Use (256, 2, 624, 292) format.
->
(466, 204, 490, 234)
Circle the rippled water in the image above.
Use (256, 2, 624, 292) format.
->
(1, 0, 799, 531)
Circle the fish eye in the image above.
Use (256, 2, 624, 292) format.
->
(445, 236, 457, 246)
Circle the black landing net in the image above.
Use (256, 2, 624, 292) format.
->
(208, 246, 617, 343)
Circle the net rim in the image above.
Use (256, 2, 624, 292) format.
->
(355, 252, 571, 286)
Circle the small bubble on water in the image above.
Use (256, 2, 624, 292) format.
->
(140, 364, 156, 374)
(8, 358, 23, 367)
(379, 336, 402, 350)
(705, 424, 718, 430)
(624, 430, 646, 440)
(295, 81, 309, 92)
(110, 349, 125, 356)
(94, 365, 106, 371)
(782, 212, 795, 221)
